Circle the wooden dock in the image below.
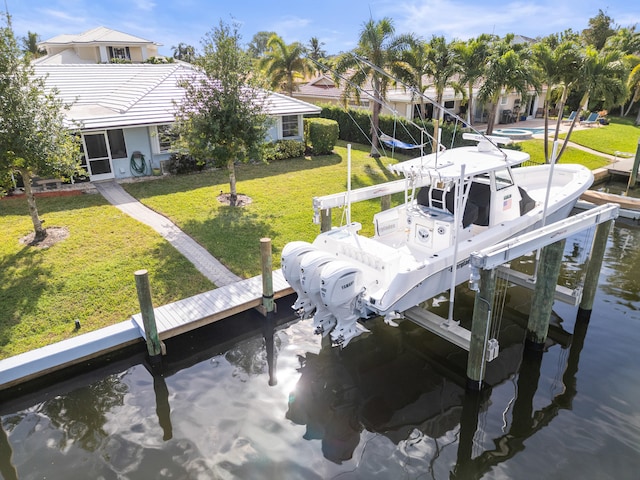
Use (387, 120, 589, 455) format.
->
(131, 270, 293, 340)
(0, 270, 293, 391)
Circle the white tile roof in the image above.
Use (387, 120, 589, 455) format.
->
(33, 63, 321, 131)
(41, 26, 160, 47)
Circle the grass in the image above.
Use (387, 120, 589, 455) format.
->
(517, 140, 611, 170)
(0, 193, 213, 359)
(123, 142, 407, 277)
(558, 116, 640, 156)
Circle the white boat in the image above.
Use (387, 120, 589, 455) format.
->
(282, 133, 594, 348)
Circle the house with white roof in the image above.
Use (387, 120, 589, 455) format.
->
(35, 26, 162, 64)
(34, 38, 321, 182)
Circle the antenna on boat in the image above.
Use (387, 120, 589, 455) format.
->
(346, 143, 352, 225)
(532, 139, 561, 281)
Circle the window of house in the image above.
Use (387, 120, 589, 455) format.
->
(500, 96, 508, 106)
(107, 129, 128, 158)
(282, 115, 299, 138)
(444, 100, 455, 109)
(151, 125, 174, 153)
(108, 46, 131, 61)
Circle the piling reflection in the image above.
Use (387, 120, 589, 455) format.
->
(0, 420, 18, 480)
(151, 370, 173, 441)
(287, 307, 589, 476)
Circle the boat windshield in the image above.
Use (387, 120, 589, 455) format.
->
(494, 167, 514, 190)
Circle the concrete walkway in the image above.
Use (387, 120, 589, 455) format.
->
(93, 180, 242, 287)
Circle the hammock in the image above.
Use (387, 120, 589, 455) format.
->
(379, 133, 424, 150)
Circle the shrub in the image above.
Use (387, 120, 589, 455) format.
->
(167, 153, 207, 174)
(304, 117, 339, 155)
(262, 140, 305, 162)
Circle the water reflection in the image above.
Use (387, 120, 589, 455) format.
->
(287, 299, 591, 478)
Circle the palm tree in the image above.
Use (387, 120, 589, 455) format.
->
(307, 36, 326, 62)
(531, 34, 582, 161)
(259, 35, 311, 96)
(453, 34, 494, 126)
(21, 31, 45, 58)
(623, 55, 640, 124)
(577, 46, 627, 112)
(477, 35, 538, 135)
(171, 42, 196, 63)
(398, 36, 430, 120)
(554, 45, 627, 159)
(423, 35, 464, 151)
(333, 18, 413, 157)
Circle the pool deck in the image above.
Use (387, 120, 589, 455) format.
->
(0, 270, 293, 392)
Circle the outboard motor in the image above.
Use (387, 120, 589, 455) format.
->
(320, 261, 367, 348)
(281, 241, 316, 318)
(300, 251, 337, 336)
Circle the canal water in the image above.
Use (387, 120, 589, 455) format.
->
(1, 223, 639, 479)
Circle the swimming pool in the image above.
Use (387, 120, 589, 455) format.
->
(493, 127, 556, 139)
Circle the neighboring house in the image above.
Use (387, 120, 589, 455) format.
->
(293, 74, 374, 110)
(295, 73, 547, 127)
(34, 63, 321, 182)
(35, 26, 162, 64)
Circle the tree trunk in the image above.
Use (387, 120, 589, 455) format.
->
(467, 83, 474, 126)
(227, 159, 237, 207)
(636, 107, 640, 126)
(19, 168, 47, 242)
(485, 102, 498, 135)
(370, 90, 382, 158)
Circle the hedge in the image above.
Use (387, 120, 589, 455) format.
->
(304, 117, 339, 155)
(319, 104, 473, 150)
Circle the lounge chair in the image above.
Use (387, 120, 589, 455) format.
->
(582, 112, 600, 127)
(561, 111, 577, 124)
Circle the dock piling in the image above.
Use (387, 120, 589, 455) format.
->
(526, 239, 566, 350)
(259, 238, 277, 386)
(579, 219, 613, 316)
(627, 137, 640, 189)
(134, 269, 163, 359)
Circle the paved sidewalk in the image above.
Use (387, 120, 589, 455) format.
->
(94, 180, 242, 287)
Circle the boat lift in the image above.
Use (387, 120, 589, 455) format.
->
(403, 203, 618, 388)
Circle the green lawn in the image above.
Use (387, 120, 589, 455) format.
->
(123, 142, 407, 277)
(0, 193, 213, 359)
(558, 116, 640, 156)
(517, 140, 611, 170)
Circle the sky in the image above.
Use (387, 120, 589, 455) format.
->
(6, 0, 640, 57)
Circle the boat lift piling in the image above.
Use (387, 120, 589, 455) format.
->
(526, 239, 566, 350)
(578, 219, 614, 318)
(626, 137, 640, 190)
(465, 203, 618, 390)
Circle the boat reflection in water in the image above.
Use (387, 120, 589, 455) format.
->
(285, 290, 585, 478)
